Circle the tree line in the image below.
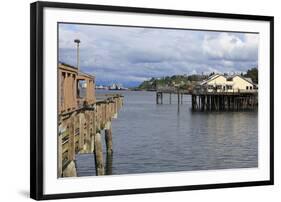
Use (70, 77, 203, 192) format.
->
(135, 67, 258, 90)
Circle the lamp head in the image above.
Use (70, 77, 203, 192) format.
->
(74, 39, 80, 44)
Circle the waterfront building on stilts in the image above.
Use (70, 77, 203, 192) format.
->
(156, 74, 258, 111)
(58, 62, 123, 177)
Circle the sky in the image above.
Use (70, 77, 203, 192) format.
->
(59, 23, 259, 87)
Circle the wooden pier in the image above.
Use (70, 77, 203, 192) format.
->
(58, 62, 124, 177)
(156, 87, 258, 111)
(156, 87, 190, 105)
(58, 94, 123, 177)
(191, 91, 258, 111)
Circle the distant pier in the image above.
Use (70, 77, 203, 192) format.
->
(156, 87, 258, 111)
(156, 87, 190, 105)
(191, 91, 258, 111)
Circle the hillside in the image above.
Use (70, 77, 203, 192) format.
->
(135, 74, 208, 91)
(134, 68, 258, 91)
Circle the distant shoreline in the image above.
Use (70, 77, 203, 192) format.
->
(96, 88, 156, 92)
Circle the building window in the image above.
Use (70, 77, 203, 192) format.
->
(217, 85, 222, 89)
(246, 86, 249, 90)
(208, 85, 213, 89)
(250, 86, 253, 90)
(226, 85, 232, 90)
(77, 80, 87, 98)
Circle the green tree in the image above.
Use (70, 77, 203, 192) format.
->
(245, 67, 258, 84)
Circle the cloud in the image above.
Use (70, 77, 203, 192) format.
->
(59, 23, 259, 87)
(202, 32, 259, 62)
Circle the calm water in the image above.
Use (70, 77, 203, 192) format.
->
(76, 90, 258, 176)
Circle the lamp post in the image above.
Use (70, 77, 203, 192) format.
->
(74, 39, 80, 74)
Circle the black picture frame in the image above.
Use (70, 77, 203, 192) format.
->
(30, 1, 274, 200)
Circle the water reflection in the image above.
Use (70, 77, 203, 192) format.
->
(76, 90, 258, 176)
(105, 153, 113, 175)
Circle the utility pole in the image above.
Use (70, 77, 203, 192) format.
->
(74, 39, 80, 74)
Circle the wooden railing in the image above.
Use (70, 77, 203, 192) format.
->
(58, 94, 123, 177)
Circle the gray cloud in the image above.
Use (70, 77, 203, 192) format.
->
(59, 23, 259, 87)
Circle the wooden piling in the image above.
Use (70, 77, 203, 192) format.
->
(94, 132, 104, 175)
(78, 113, 85, 151)
(181, 93, 183, 104)
(206, 96, 208, 110)
(156, 92, 160, 104)
(59, 94, 123, 177)
(105, 122, 113, 154)
(192, 95, 195, 110)
(90, 134, 95, 153)
(105, 153, 113, 175)
(85, 112, 91, 152)
(68, 116, 75, 161)
(91, 111, 96, 152)
(58, 132, 62, 177)
(169, 93, 172, 104)
(202, 95, 205, 111)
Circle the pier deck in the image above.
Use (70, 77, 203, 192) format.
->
(58, 94, 123, 177)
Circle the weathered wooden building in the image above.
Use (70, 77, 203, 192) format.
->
(58, 62, 96, 112)
(58, 63, 123, 177)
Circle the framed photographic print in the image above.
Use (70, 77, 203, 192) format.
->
(30, 1, 274, 200)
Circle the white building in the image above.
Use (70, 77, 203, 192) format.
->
(199, 74, 258, 93)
